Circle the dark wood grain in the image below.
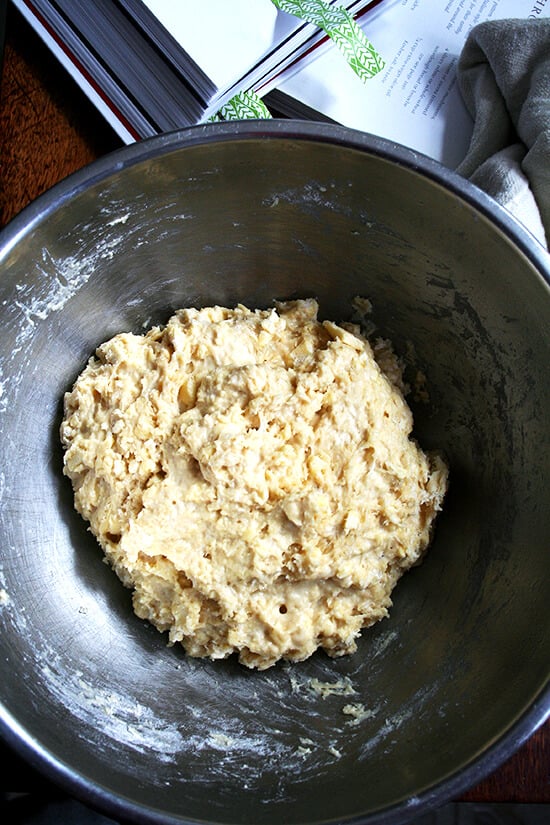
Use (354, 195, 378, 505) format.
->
(461, 724, 549, 803)
(0, 4, 120, 228)
(0, 3, 548, 806)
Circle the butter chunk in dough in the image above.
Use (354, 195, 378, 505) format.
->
(60, 299, 448, 670)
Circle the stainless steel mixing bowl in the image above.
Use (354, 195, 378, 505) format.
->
(0, 121, 549, 825)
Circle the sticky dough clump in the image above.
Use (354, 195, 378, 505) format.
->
(60, 299, 447, 670)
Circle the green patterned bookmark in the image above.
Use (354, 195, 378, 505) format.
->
(209, 90, 273, 122)
(211, 0, 384, 121)
(271, 0, 385, 81)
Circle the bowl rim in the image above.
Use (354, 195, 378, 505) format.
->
(1, 119, 550, 283)
(0, 119, 549, 825)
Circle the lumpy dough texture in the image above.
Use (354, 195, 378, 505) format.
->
(61, 299, 448, 670)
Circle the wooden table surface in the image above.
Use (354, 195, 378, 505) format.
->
(0, 3, 548, 811)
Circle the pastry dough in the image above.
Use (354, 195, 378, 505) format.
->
(61, 300, 447, 669)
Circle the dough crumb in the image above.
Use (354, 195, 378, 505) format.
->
(60, 299, 448, 670)
(307, 677, 356, 699)
(342, 703, 376, 725)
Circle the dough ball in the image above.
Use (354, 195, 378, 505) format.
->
(60, 299, 447, 669)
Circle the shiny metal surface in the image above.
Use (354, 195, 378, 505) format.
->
(0, 121, 549, 825)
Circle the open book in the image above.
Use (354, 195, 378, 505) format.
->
(13, 0, 549, 165)
(266, 0, 550, 168)
(12, 0, 375, 142)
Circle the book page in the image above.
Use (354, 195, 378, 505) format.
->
(275, 0, 550, 168)
(140, 0, 304, 90)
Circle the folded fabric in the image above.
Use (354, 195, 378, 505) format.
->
(456, 19, 550, 249)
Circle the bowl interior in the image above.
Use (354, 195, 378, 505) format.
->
(0, 123, 549, 825)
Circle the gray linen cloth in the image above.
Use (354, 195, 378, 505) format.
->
(456, 19, 550, 249)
